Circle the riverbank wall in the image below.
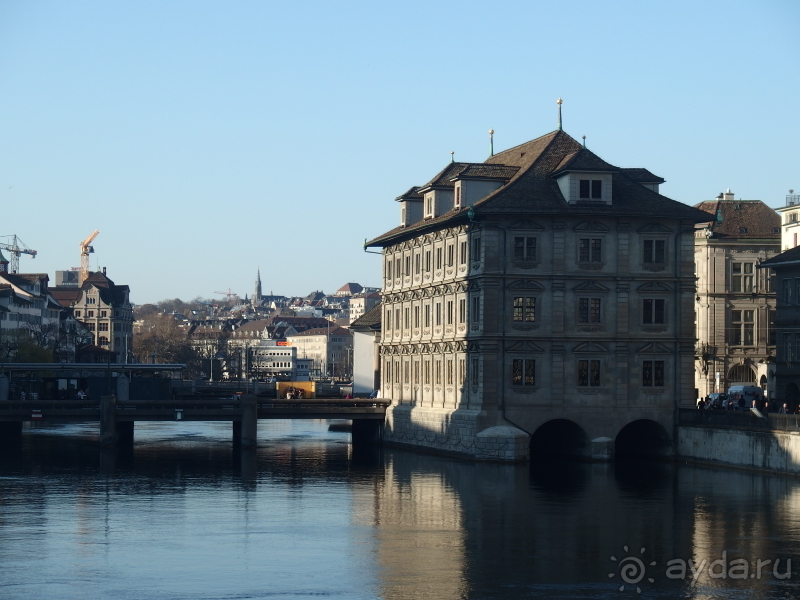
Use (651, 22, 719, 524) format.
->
(677, 425, 800, 474)
(382, 405, 530, 462)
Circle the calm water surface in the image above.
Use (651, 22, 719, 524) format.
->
(1, 420, 800, 599)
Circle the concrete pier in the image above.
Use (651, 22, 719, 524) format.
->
(100, 395, 117, 447)
(352, 419, 382, 445)
(240, 395, 258, 449)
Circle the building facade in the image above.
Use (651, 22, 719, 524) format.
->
(760, 246, 800, 410)
(286, 326, 353, 380)
(694, 192, 780, 399)
(777, 190, 800, 251)
(365, 128, 710, 461)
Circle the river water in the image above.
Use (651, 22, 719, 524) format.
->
(1, 420, 799, 600)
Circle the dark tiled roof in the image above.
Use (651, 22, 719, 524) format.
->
(621, 168, 665, 184)
(694, 200, 780, 240)
(367, 130, 713, 248)
(267, 316, 331, 331)
(51, 288, 82, 307)
(551, 148, 618, 176)
(452, 164, 520, 180)
(395, 186, 423, 201)
(81, 272, 130, 306)
(419, 162, 479, 190)
(350, 302, 382, 331)
(762, 245, 800, 267)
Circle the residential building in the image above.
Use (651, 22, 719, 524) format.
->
(350, 302, 382, 395)
(52, 270, 134, 361)
(286, 326, 353, 380)
(349, 292, 381, 324)
(365, 126, 710, 460)
(694, 192, 780, 398)
(777, 190, 800, 251)
(760, 246, 800, 409)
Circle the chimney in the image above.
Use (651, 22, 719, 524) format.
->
(723, 188, 735, 201)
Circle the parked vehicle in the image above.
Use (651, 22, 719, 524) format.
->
(726, 385, 763, 408)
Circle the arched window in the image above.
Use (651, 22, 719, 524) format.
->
(98, 336, 109, 346)
(728, 364, 756, 383)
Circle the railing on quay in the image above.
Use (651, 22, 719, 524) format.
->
(678, 408, 771, 430)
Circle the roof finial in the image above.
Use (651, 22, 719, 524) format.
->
(582, 135, 586, 148)
(450, 150, 455, 163)
(489, 129, 494, 157)
(557, 98, 563, 131)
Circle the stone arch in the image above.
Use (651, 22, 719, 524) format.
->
(728, 364, 756, 384)
(615, 419, 672, 459)
(529, 419, 589, 458)
(760, 375, 768, 392)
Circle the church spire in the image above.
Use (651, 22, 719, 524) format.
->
(254, 267, 262, 304)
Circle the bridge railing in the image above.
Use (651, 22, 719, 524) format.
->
(678, 408, 771, 430)
(768, 413, 800, 432)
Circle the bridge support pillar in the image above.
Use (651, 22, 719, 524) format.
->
(0, 374, 9, 402)
(100, 395, 117, 447)
(590, 437, 615, 461)
(232, 421, 241, 448)
(118, 421, 134, 447)
(240, 395, 258, 449)
(352, 419, 382, 445)
(0, 421, 22, 444)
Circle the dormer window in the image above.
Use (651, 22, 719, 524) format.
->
(579, 180, 603, 200)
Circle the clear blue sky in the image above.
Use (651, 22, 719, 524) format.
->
(1, 0, 798, 304)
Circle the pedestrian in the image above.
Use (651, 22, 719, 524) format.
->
(764, 399, 770, 413)
(780, 403, 788, 414)
(697, 397, 706, 410)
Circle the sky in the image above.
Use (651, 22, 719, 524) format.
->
(1, 0, 798, 304)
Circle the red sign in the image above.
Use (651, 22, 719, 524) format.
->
(277, 341, 292, 346)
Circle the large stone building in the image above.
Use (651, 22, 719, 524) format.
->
(777, 190, 800, 251)
(761, 244, 800, 409)
(52, 270, 134, 362)
(365, 126, 710, 461)
(693, 191, 780, 399)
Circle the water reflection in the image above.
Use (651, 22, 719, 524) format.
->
(1, 422, 800, 599)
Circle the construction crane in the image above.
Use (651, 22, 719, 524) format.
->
(214, 289, 239, 301)
(79, 229, 99, 286)
(0, 235, 37, 274)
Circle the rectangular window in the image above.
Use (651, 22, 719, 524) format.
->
(643, 240, 666, 263)
(435, 248, 442, 270)
(385, 308, 392, 332)
(403, 362, 409, 384)
(731, 262, 754, 293)
(578, 359, 601, 386)
(769, 309, 776, 346)
(447, 244, 454, 267)
(446, 359, 453, 385)
(394, 258, 400, 280)
(435, 302, 442, 326)
(459, 241, 467, 264)
(578, 298, 601, 323)
(512, 359, 536, 386)
(424, 304, 430, 327)
(424, 360, 430, 384)
(404, 256, 411, 276)
(579, 180, 602, 199)
(458, 358, 466, 386)
(459, 298, 466, 323)
(472, 237, 481, 262)
(513, 237, 537, 261)
(472, 297, 480, 323)
(785, 279, 793, 304)
(413, 361, 420, 385)
(794, 335, 800, 365)
(414, 253, 421, 275)
(642, 360, 665, 387)
(730, 310, 755, 345)
(414, 305, 420, 328)
(446, 300, 453, 325)
(579, 238, 602, 262)
(471, 358, 479, 385)
(642, 299, 666, 324)
(394, 360, 400, 384)
(395, 309, 400, 333)
(512, 297, 536, 322)
(425, 250, 431, 272)
(404, 307, 410, 330)
(435, 360, 442, 385)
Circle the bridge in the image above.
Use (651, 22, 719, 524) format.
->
(0, 363, 388, 448)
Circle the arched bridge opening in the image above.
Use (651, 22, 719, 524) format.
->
(530, 419, 589, 459)
(615, 419, 672, 459)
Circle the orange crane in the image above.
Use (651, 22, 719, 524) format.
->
(79, 229, 99, 285)
(214, 289, 239, 301)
